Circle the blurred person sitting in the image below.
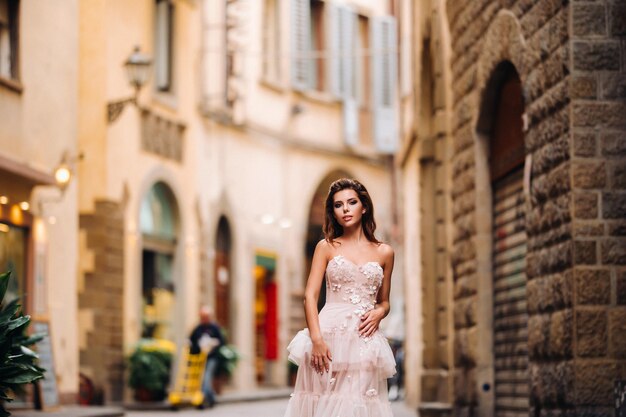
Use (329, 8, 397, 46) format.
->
(189, 305, 225, 408)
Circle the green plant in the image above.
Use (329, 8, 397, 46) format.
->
(287, 360, 299, 373)
(214, 344, 240, 378)
(287, 360, 299, 386)
(127, 338, 174, 400)
(0, 271, 45, 417)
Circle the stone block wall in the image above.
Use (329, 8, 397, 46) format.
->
(419, 0, 455, 405)
(446, 0, 572, 415)
(78, 200, 125, 403)
(570, 0, 626, 415)
(446, 0, 626, 415)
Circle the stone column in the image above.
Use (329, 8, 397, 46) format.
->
(78, 200, 125, 403)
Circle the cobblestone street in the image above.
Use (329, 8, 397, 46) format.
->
(126, 399, 417, 417)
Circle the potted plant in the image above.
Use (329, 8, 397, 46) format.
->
(0, 271, 45, 417)
(287, 361, 299, 386)
(212, 344, 240, 394)
(127, 338, 175, 402)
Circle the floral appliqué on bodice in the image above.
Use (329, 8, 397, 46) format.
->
(325, 255, 384, 336)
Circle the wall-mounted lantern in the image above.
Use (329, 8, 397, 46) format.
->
(107, 46, 152, 124)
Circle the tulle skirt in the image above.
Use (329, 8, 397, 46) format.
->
(284, 303, 396, 417)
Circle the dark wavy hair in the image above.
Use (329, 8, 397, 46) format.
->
(323, 178, 381, 245)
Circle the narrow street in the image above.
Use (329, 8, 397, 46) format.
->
(2, 1, 623, 416)
(126, 399, 417, 417)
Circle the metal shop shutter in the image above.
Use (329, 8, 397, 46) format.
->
(492, 167, 528, 417)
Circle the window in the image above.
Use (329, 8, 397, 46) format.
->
(0, 0, 19, 81)
(155, 0, 174, 92)
(262, 0, 281, 83)
(140, 182, 179, 341)
(371, 16, 398, 153)
(290, 0, 355, 98)
(310, 0, 325, 92)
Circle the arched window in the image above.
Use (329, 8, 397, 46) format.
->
(140, 182, 177, 240)
(140, 182, 179, 341)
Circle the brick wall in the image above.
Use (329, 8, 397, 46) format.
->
(79, 200, 125, 403)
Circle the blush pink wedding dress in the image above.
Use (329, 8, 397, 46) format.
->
(284, 255, 396, 417)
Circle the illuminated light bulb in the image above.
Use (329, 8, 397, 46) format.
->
(19, 201, 30, 211)
(0, 196, 8, 205)
(54, 164, 72, 188)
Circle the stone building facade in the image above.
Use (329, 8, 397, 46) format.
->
(401, 0, 626, 416)
(396, 0, 455, 411)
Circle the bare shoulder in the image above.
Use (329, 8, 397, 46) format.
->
(315, 239, 333, 260)
(377, 243, 395, 264)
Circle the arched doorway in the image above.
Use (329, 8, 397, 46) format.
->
(139, 181, 179, 342)
(478, 61, 527, 417)
(304, 170, 353, 311)
(214, 216, 232, 336)
(285, 170, 352, 384)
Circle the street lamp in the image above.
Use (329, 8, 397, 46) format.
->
(107, 46, 152, 124)
(53, 151, 84, 192)
(54, 163, 72, 190)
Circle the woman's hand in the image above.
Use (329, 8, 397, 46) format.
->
(310, 338, 332, 374)
(359, 306, 385, 338)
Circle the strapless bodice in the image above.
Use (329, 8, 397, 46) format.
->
(324, 255, 384, 317)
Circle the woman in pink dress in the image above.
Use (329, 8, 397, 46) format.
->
(285, 178, 396, 417)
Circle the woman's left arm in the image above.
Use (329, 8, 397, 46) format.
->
(358, 245, 394, 338)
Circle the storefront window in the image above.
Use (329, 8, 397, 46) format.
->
(140, 182, 178, 341)
(0, 222, 26, 305)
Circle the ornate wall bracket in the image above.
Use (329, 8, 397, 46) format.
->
(107, 97, 137, 124)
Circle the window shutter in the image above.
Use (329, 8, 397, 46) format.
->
(341, 7, 358, 145)
(340, 7, 357, 100)
(371, 16, 398, 153)
(326, 4, 358, 145)
(201, 0, 226, 109)
(343, 98, 359, 146)
(290, 0, 311, 91)
(327, 5, 356, 100)
(155, 0, 172, 91)
(326, 3, 341, 97)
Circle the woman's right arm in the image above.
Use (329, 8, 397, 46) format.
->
(303, 240, 332, 374)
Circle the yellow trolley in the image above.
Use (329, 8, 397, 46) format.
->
(168, 348, 207, 410)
